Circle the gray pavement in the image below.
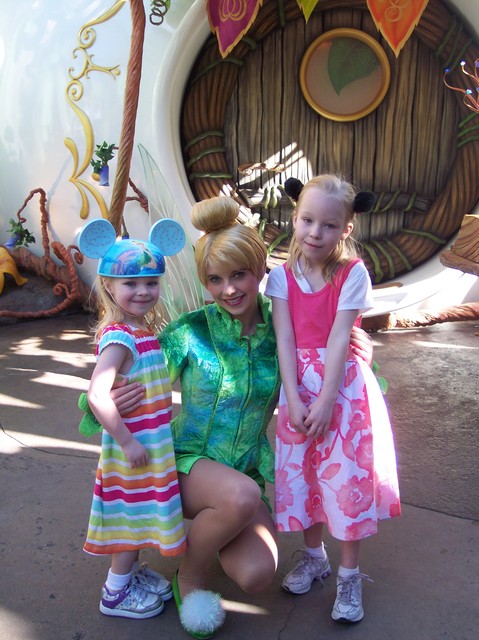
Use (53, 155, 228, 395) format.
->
(1, 313, 478, 640)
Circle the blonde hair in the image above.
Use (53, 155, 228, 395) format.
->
(287, 174, 359, 283)
(91, 275, 158, 343)
(191, 196, 267, 285)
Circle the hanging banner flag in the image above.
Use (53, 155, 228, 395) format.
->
(207, 0, 264, 58)
(296, 0, 321, 22)
(367, 0, 429, 57)
(207, 0, 428, 58)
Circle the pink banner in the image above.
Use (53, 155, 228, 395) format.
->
(207, 0, 263, 58)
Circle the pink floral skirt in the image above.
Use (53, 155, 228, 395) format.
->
(275, 348, 401, 541)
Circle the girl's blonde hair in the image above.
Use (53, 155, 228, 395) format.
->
(287, 174, 359, 283)
(91, 275, 158, 343)
(191, 196, 267, 285)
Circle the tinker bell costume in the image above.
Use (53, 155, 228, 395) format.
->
(159, 293, 280, 499)
(78, 217, 188, 559)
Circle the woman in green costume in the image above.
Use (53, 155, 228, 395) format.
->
(112, 196, 371, 637)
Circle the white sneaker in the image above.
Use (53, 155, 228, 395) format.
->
(331, 573, 372, 623)
(100, 581, 164, 619)
(134, 562, 173, 600)
(282, 550, 331, 594)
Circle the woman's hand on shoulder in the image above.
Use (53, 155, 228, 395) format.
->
(350, 325, 373, 366)
(110, 377, 145, 414)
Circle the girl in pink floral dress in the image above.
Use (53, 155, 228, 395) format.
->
(265, 175, 400, 624)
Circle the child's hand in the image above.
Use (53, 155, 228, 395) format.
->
(304, 397, 334, 440)
(288, 398, 310, 434)
(122, 438, 149, 468)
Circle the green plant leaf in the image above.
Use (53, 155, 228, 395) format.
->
(94, 141, 116, 165)
(6, 218, 35, 247)
(90, 159, 102, 173)
(328, 37, 379, 95)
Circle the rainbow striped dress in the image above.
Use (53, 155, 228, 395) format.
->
(84, 324, 187, 557)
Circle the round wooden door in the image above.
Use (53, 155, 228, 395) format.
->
(180, 0, 479, 284)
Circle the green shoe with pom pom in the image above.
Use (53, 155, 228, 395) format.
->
(172, 572, 225, 639)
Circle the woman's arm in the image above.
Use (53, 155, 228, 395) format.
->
(89, 344, 149, 468)
(110, 377, 145, 414)
(305, 309, 358, 439)
(109, 315, 192, 414)
(271, 297, 309, 433)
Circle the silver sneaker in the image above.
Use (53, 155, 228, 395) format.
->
(331, 573, 373, 623)
(134, 562, 173, 600)
(282, 549, 331, 594)
(100, 581, 164, 619)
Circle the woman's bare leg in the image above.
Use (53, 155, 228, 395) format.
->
(219, 499, 278, 593)
(177, 460, 263, 598)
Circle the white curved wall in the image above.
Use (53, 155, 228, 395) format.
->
(0, 0, 477, 308)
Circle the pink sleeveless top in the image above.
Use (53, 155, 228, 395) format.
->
(285, 259, 362, 349)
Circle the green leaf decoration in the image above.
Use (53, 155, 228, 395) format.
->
(328, 38, 379, 95)
(372, 361, 388, 395)
(377, 376, 389, 395)
(298, 0, 321, 22)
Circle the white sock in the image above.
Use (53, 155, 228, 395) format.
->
(105, 569, 132, 592)
(305, 543, 327, 560)
(338, 565, 359, 578)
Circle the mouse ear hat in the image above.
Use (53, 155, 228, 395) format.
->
(78, 218, 186, 278)
(284, 177, 375, 213)
(284, 177, 304, 203)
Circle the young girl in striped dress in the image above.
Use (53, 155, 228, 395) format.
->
(79, 219, 187, 620)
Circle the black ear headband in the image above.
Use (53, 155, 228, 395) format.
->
(284, 178, 375, 213)
(283, 177, 304, 203)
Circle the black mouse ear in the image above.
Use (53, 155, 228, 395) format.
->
(284, 178, 304, 202)
(353, 191, 375, 213)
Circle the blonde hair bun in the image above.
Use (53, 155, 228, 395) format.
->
(191, 196, 239, 233)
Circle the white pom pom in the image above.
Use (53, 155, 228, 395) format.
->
(180, 589, 225, 635)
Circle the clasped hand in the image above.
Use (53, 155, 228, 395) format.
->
(288, 396, 333, 440)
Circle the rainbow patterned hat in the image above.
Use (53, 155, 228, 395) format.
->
(78, 218, 185, 278)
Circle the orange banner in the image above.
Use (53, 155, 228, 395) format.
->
(367, 0, 429, 57)
(207, 0, 263, 58)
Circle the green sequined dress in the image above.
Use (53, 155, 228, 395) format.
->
(159, 295, 280, 493)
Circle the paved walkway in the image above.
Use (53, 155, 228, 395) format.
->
(1, 314, 477, 640)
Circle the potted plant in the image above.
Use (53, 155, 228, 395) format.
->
(90, 141, 116, 186)
(5, 218, 36, 249)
